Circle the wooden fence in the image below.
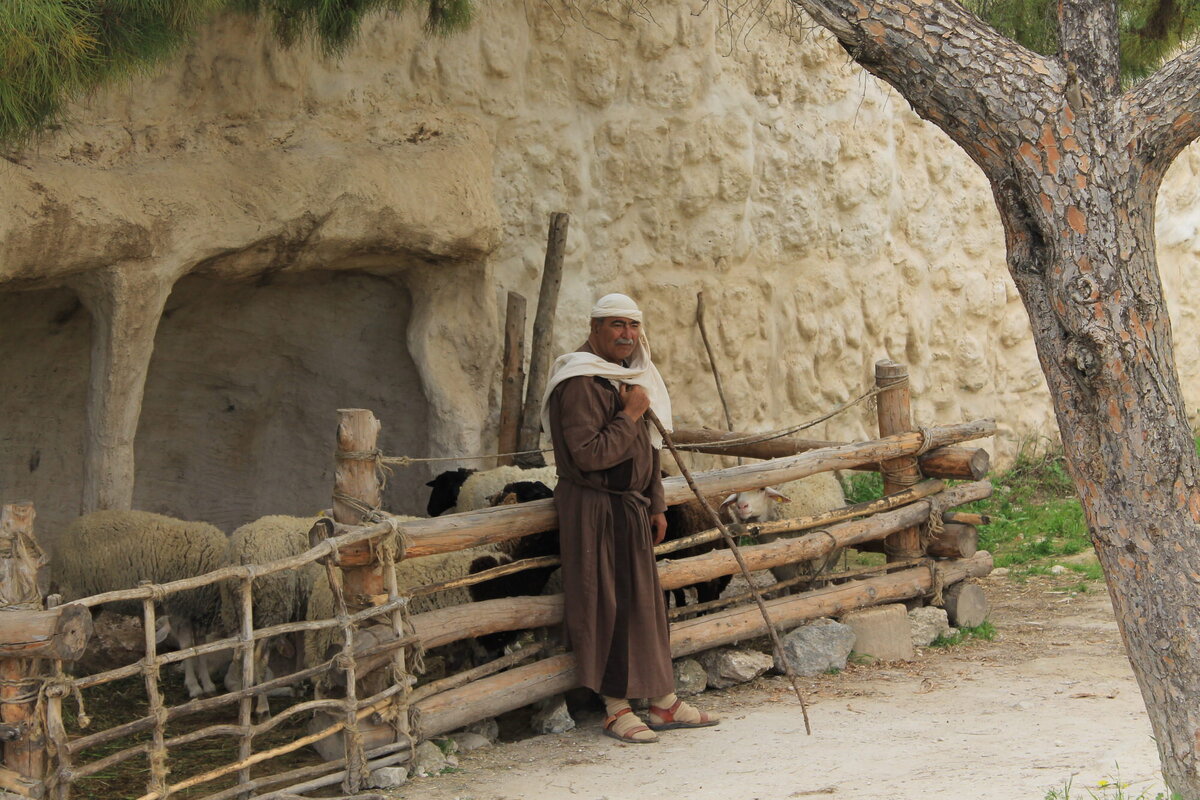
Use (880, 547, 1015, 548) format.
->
(0, 359, 997, 799)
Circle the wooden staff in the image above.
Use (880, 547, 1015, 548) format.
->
(647, 410, 812, 735)
(516, 212, 569, 468)
(498, 291, 528, 466)
(696, 291, 737, 439)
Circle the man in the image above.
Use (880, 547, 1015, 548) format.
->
(541, 292, 718, 744)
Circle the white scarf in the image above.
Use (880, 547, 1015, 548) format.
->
(541, 293, 674, 449)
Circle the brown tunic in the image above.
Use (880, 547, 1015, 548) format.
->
(548, 353, 673, 699)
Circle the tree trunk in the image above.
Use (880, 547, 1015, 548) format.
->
(783, 0, 1200, 790)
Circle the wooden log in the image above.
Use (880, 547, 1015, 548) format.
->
(333, 409, 385, 609)
(876, 360, 924, 560)
(926, 523, 978, 559)
(329, 420, 997, 564)
(401, 482, 991, 652)
(0, 765, 41, 798)
(944, 582, 989, 627)
(654, 482, 991, 592)
(0, 501, 46, 786)
(912, 446, 990, 481)
(412, 553, 994, 737)
(515, 212, 569, 468)
(944, 511, 991, 526)
(670, 430, 988, 481)
(497, 291, 527, 467)
(0, 605, 92, 661)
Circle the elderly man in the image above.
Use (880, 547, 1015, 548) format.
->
(541, 293, 718, 744)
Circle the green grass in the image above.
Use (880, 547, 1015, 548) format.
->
(839, 441, 1104, 576)
(1044, 773, 1180, 799)
(928, 620, 997, 648)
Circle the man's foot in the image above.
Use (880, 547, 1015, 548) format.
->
(647, 697, 720, 730)
(602, 707, 658, 743)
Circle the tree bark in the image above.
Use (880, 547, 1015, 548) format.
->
(785, 0, 1200, 789)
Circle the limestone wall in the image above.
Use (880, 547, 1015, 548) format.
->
(1, 0, 1198, 548)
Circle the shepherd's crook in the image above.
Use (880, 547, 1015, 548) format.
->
(646, 409, 813, 735)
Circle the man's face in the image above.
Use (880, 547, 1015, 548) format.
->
(589, 316, 641, 364)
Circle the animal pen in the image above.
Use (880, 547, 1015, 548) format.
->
(0, 359, 997, 799)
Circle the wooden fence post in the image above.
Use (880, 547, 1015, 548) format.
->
(498, 292, 528, 467)
(875, 360, 926, 561)
(0, 501, 48, 793)
(333, 409, 385, 610)
(516, 212, 569, 468)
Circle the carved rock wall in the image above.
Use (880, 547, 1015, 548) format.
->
(1, 0, 1198, 550)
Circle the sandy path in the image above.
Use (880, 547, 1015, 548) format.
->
(388, 574, 1169, 800)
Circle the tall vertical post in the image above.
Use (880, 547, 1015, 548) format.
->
(333, 409, 385, 610)
(875, 361, 925, 561)
(516, 212, 569, 468)
(497, 292, 528, 467)
(0, 501, 47, 789)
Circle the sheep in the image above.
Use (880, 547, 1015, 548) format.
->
(54, 510, 228, 698)
(661, 495, 732, 610)
(425, 465, 559, 517)
(218, 515, 330, 719)
(721, 472, 848, 589)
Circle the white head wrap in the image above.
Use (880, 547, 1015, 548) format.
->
(541, 293, 673, 448)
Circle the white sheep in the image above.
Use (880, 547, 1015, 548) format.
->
(721, 472, 847, 586)
(54, 510, 228, 698)
(219, 515, 332, 719)
(443, 465, 559, 515)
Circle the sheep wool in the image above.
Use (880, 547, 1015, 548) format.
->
(453, 465, 558, 514)
(55, 509, 227, 626)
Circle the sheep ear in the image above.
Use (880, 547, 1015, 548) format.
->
(766, 488, 791, 503)
(720, 494, 737, 510)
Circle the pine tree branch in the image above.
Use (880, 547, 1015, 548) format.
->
(1120, 43, 1200, 172)
(786, 0, 1063, 178)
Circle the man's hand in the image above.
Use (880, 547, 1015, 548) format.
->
(619, 383, 651, 421)
(650, 512, 667, 545)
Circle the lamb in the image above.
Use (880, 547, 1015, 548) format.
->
(425, 465, 559, 516)
(54, 510, 228, 698)
(721, 472, 848, 588)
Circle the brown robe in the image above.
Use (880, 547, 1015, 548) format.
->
(548, 349, 673, 699)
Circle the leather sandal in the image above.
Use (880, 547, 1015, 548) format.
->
(602, 707, 658, 743)
(647, 698, 720, 731)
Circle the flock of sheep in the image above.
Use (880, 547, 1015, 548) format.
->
(52, 464, 846, 724)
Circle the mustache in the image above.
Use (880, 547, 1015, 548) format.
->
(615, 338, 635, 345)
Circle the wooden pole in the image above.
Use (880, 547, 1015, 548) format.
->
(412, 553, 994, 737)
(875, 360, 925, 560)
(516, 212, 569, 468)
(340, 419, 997, 561)
(669, 429, 988, 481)
(497, 292, 528, 467)
(0, 501, 47, 790)
(696, 292, 737, 434)
(332, 409, 385, 610)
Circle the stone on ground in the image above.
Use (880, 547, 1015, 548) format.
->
(410, 740, 448, 777)
(449, 731, 492, 752)
(367, 766, 408, 789)
(842, 604, 915, 661)
(699, 647, 774, 688)
(673, 658, 708, 696)
(775, 618, 856, 676)
(909, 606, 951, 647)
(465, 717, 500, 743)
(532, 695, 576, 734)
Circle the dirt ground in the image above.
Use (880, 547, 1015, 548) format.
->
(387, 571, 1170, 800)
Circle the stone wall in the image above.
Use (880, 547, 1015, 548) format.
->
(0, 0, 1197, 549)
